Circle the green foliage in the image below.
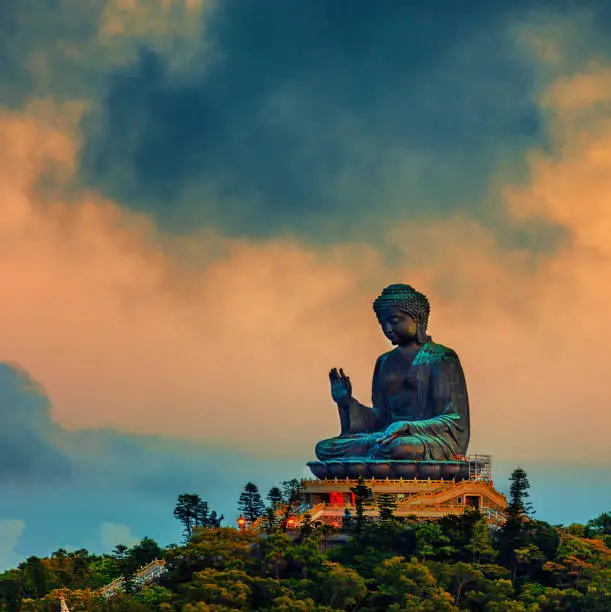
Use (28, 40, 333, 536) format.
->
(238, 482, 266, 524)
(316, 562, 367, 609)
(174, 493, 224, 544)
(267, 487, 283, 509)
(3, 474, 611, 612)
(376, 493, 397, 523)
(280, 480, 305, 530)
(586, 511, 611, 537)
(497, 467, 537, 575)
(507, 467, 533, 520)
(466, 513, 497, 563)
(413, 520, 456, 560)
(262, 506, 279, 534)
(350, 475, 372, 541)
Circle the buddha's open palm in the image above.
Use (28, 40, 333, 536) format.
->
(329, 368, 352, 404)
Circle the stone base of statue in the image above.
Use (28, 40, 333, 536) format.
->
(298, 454, 507, 529)
(307, 459, 469, 481)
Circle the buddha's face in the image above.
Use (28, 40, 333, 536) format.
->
(378, 309, 418, 346)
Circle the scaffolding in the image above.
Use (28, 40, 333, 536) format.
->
(451, 454, 493, 481)
(467, 454, 492, 482)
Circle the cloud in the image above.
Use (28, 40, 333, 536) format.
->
(99, 522, 140, 551)
(0, 0, 208, 109)
(0, 364, 71, 485)
(99, 0, 206, 41)
(0, 520, 26, 571)
(78, 0, 549, 240)
(3, 44, 611, 475)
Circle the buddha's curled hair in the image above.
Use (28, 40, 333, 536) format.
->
(373, 284, 430, 343)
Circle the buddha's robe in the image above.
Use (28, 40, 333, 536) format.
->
(315, 338, 470, 461)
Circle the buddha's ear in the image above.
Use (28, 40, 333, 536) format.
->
(416, 325, 428, 345)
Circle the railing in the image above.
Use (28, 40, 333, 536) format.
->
(304, 478, 457, 487)
(298, 500, 506, 525)
(305, 503, 329, 522)
(100, 558, 167, 599)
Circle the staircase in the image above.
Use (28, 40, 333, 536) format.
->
(99, 558, 167, 599)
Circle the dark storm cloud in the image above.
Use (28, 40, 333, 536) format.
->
(0, 365, 71, 484)
(79, 0, 552, 241)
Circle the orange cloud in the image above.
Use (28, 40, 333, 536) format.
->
(2, 48, 611, 469)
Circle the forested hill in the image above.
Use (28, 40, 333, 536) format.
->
(1, 471, 610, 611)
(1, 513, 610, 611)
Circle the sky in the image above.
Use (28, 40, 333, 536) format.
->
(1, 0, 611, 568)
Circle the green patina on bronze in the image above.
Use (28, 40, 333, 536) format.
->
(313, 284, 470, 479)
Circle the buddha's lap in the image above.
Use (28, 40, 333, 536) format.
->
(315, 433, 425, 459)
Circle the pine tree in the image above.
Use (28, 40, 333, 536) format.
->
(173, 493, 210, 540)
(112, 544, 135, 593)
(267, 486, 283, 508)
(498, 467, 535, 577)
(280, 479, 304, 531)
(507, 467, 533, 519)
(194, 498, 210, 527)
(377, 493, 397, 523)
(238, 482, 265, 524)
(350, 475, 372, 541)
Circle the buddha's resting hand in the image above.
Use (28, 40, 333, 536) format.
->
(329, 367, 352, 406)
(377, 421, 411, 446)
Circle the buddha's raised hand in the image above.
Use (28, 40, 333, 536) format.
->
(329, 367, 352, 405)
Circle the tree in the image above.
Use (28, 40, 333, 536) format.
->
(262, 507, 279, 533)
(466, 514, 496, 564)
(19, 556, 50, 599)
(507, 467, 533, 520)
(280, 479, 304, 530)
(414, 521, 454, 560)
(112, 544, 136, 593)
(129, 537, 163, 569)
(112, 545, 129, 560)
(373, 556, 455, 609)
(267, 486, 283, 508)
(0, 571, 22, 612)
(318, 562, 368, 609)
(377, 493, 397, 523)
(497, 467, 536, 577)
(262, 532, 292, 580)
(586, 512, 611, 537)
(173, 493, 210, 541)
(238, 482, 265, 524)
(350, 475, 372, 542)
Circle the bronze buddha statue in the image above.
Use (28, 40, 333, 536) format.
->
(310, 284, 471, 480)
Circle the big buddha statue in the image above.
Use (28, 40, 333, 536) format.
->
(309, 284, 471, 480)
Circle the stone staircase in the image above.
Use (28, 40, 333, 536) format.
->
(99, 558, 167, 599)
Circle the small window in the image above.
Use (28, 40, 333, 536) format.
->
(457, 497, 463, 504)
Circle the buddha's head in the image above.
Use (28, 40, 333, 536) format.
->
(373, 284, 430, 346)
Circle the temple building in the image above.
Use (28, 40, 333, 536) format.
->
(301, 454, 506, 528)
